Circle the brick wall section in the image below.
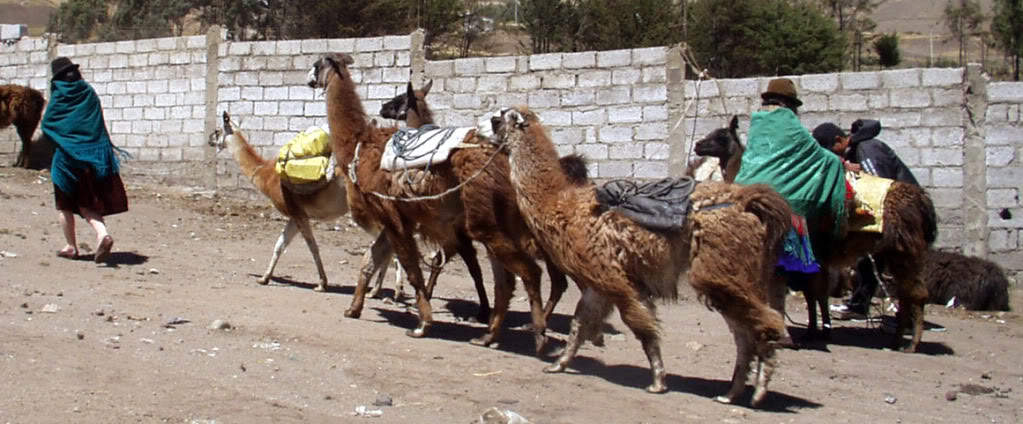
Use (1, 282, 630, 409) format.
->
(0, 37, 49, 158)
(213, 35, 412, 193)
(47, 36, 210, 166)
(425, 47, 670, 179)
(679, 68, 971, 251)
(985, 81, 1023, 274)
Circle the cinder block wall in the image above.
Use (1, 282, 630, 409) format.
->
(984, 81, 1023, 272)
(425, 47, 671, 179)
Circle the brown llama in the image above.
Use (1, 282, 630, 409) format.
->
(310, 53, 569, 353)
(695, 116, 938, 350)
(492, 106, 793, 406)
(375, 80, 593, 330)
(1, 84, 46, 168)
(217, 111, 492, 321)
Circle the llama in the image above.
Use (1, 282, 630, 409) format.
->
(922, 249, 1010, 311)
(492, 106, 793, 406)
(695, 116, 938, 350)
(218, 111, 492, 321)
(376, 80, 593, 327)
(310, 53, 564, 352)
(1, 84, 46, 168)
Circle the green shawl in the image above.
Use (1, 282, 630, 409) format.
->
(734, 107, 847, 233)
(41, 79, 121, 195)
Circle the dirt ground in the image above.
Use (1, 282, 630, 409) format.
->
(1, 166, 1022, 424)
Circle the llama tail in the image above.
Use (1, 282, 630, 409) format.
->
(735, 184, 793, 253)
(225, 119, 279, 194)
(919, 188, 938, 246)
(559, 153, 589, 185)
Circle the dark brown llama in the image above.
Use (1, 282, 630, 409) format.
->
(492, 106, 793, 407)
(695, 116, 938, 351)
(376, 80, 593, 328)
(1, 84, 45, 168)
(921, 249, 1010, 311)
(309, 53, 567, 353)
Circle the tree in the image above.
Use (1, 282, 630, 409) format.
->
(574, 0, 678, 52)
(817, 0, 884, 71)
(874, 32, 901, 69)
(943, 0, 985, 66)
(686, 0, 844, 78)
(519, 0, 578, 53)
(991, 0, 1023, 80)
(48, 0, 109, 43)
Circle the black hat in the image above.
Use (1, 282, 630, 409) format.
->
(50, 57, 79, 78)
(812, 122, 848, 150)
(761, 78, 803, 108)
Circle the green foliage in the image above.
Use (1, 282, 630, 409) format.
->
(519, 0, 579, 53)
(573, 0, 679, 51)
(687, 0, 845, 78)
(874, 33, 901, 68)
(991, 0, 1023, 80)
(48, 0, 109, 43)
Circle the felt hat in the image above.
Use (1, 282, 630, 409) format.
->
(761, 78, 802, 107)
(50, 57, 80, 78)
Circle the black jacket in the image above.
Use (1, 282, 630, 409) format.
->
(846, 119, 919, 186)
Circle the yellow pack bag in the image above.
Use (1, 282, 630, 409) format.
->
(275, 126, 331, 185)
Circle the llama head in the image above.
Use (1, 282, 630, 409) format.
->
(307, 53, 355, 89)
(380, 79, 432, 121)
(694, 115, 742, 161)
(490, 106, 536, 147)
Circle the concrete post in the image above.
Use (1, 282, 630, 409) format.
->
(962, 63, 989, 258)
(665, 44, 687, 178)
(410, 29, 426, 88)
(202, 25, 222, 188)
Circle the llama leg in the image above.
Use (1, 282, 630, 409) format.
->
(715, 319, 752, 404)
(897, 277, 928, 353)
(453, 234, 490, 323)
(767, 271, 796, 348)
(545, 288, 612, 373)
(818, 285, 832, 339)
(388, 229, 433, 338)
(294, 218, 329, 292)
(393, 257, 405, 300)
(802, 288, 819, 341)
(424, 248, 447, 299)
(258, 219, 300, 285)
(474, 259, 511, 347)
(542, 262, 568, 323)
(345, 233, 393, 318)
(751, 345, 778, 407)
(368, 255, 389, 299)
(503, 256, 548, 354)
(15, 123, 33, 168)
(617, 296, 667, 393)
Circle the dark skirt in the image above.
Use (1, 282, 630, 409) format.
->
(54, 167, 128, 217)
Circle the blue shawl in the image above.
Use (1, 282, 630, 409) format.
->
(41, 80, 122, 195)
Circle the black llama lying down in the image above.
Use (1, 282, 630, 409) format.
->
(922, 250, 1011, 311)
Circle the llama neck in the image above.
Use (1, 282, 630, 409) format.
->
(508, 125, 570, 203)
(406, 105, 435, 128)
(720, 141, 745, 183)
(325, 73, 371, 168)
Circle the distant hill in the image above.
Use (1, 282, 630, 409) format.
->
(0, 0, 60, 36)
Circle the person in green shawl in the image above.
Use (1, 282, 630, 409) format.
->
(42, 57, 128, 263)
(734, 78, 850, 289)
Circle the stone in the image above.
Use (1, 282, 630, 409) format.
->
(372, 394, 393, 407)
(478, 408, 531, 424)
(209, 320, 231, 330)
(945, 390, 957, 401)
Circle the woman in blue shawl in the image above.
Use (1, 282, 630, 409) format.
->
(42, 57, 128, 263)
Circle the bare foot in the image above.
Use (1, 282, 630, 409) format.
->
(57, 246, 78, 259)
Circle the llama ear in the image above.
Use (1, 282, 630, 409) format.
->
(729, 116, 739, 132)
(509, 109, 528, 128)
(421, 79, 433, 96)
(339, 53, 354, 66)
(405, 81, 415, 99)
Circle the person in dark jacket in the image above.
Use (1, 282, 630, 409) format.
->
(812, 119, 921, 319)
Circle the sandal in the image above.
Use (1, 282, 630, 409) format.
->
(94, 236, 113, 263)
(56, 247, 78, 260)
